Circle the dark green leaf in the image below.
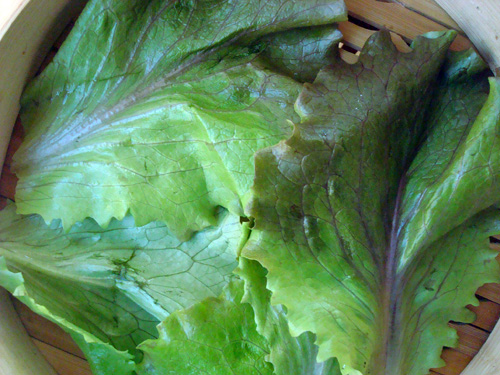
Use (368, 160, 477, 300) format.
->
(242, 32, 500, 374)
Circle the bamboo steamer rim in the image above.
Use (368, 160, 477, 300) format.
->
(0, 1, 499, 375)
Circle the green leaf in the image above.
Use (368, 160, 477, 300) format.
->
(0, 257, 135, 375)
(260, 25, 342, 83)
(14, 0, 346, 239)
(398, 51, 498, 268)
(137, 279, 274, 375)
(236, 257, 341, 375)
(242, 31, 500, 375)
(0, 202, 242, 365)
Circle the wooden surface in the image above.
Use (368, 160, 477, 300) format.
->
(0, 289, 57, 375)
(0, 1, 88, 375)
(0, 0, 87, 169)
(1, 1, 500, 375)
(434, 0, 500, 75)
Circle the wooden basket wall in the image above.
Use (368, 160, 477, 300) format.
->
(0, 1, 499, 374)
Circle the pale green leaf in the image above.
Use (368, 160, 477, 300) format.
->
(0, 257, 135, 375)
(236, 257, 341, 375)
(14, 0, 347, 239)
(0, 202, 242, 365)
(137, 279, 274, 375)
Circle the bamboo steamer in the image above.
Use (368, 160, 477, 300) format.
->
(0, 1, 499, 374)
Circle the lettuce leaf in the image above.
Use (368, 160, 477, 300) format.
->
(236, 257, 341, 375)
(260, 25, 342, 83)
(14, 0, 346, 239)
(0, 257, 136, 375)
(137, 279, 274, 375)
(0, 202, 243, 368)
(242, 31, 500, 375)
(5, 0, 500, 373)
(0, 200, 340, 374)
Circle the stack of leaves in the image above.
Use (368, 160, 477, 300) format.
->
(1, 0, 499, 374)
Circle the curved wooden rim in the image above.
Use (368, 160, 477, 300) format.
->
(0, 289, 57, 375)
(434, 0, 500, 76)
(0, 1, 87, 374)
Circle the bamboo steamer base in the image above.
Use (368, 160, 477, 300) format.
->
(1, 1, 500, 374)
